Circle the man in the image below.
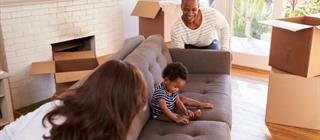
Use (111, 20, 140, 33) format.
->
(170, 0, 230, 50)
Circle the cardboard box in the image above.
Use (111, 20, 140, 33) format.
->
(131, 0, 182, 42)
(31, 51, 112, 84)
(266, 68, 320, 130)
(262, 16, 320, 78)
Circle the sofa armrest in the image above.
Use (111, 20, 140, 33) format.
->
(169, 49, 232, 74)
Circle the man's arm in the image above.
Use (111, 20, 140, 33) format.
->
(170, 28, 185, 49)
(214, 9, 230, 51)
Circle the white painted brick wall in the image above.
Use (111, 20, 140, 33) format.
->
(0, 0, 124, 109)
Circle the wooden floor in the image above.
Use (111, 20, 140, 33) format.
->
(231, 66, 320, 140)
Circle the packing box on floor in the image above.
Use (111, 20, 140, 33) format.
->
(31, 51, 111, 84)
(131, 0, 182, 42)
(262, 16, 320, 78)
(266, 68, 320, 130)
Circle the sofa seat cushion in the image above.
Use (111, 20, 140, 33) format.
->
(138, 120, 230, 140)
(179, 74, 232, 128)
(181, 92, 231, 128)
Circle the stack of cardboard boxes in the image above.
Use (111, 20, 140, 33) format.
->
(264, 16, 320, 130)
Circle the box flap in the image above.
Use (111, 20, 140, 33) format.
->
(97, 54, 113, 65)
(31, 61, 55, 75)
(260, 20, 314, 32)
(307, 13, 320, 18)
(55, 70, 91, 83)
(131, 1, 161, 19)
(304, 16, 320, 29)
(54, 51, 95, 61)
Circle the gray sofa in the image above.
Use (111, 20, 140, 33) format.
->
(72, 35, 232, 140)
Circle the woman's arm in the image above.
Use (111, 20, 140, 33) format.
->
(0, 101, 59, 140)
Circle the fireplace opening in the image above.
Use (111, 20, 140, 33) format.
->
(51, 36, 95, 53)
(50, 36, 98, 73)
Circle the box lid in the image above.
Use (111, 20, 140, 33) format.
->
(97, 54, 113, 65)
(31, 61, 55, 75)
(31, 53, 111, 75)
(131, 1, 161, 19)
(55, 70, 91, 83)
(308, 13, 320, 18)
(54, 51, 95, 61)
(31, 53, 112, 83)
(260, 16, 320, 32)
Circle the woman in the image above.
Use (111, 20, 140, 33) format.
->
(0, 60, 148, 140)
(171, 0, 230, 50)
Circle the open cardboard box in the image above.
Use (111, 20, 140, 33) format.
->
(261, 16, 320, 78)
(31, 51, 112, 83)
(266, 68, 320, 130)
(131, 0, 182, 42)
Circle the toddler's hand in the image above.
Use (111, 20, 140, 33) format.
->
(175, 116, 189, 125)
(186, 110, 194, 118)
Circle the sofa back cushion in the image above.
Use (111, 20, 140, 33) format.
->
(124, 35, 172, 99)
(112, 35, 145, 60)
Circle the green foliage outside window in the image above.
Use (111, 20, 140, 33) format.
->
(285, 0, 320, 17)
(233, 0, 272, 39)
(233, 0, 320, 39)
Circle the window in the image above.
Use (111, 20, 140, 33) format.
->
(231, 0, 273, 56)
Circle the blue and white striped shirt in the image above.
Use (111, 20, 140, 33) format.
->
(151, 82, 177, 117)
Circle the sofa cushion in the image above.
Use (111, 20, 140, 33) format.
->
(138, 120, 230, 140)
(112, 35, 145, 60)
(126, 104, 150, 140)
(180, 74, 232, 128)
(182, 92, 231, 128)
(124, 35, 172, 99)
(181, 74, 232, 96)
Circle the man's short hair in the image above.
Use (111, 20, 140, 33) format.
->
(181, 0, 199, 4)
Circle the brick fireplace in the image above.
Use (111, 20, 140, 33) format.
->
(0, 0, 124, 109)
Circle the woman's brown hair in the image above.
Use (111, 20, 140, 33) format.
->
(42, 60, 148, 140)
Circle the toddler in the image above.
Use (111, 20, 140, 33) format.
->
(151, 62, 214, 124)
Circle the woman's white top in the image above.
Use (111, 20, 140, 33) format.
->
(0, 101, 64, 140)
(170, 8, 230, 50)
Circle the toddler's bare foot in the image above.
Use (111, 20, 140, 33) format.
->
(189, 109, 202, 120)
(199, 102, 214, 109)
